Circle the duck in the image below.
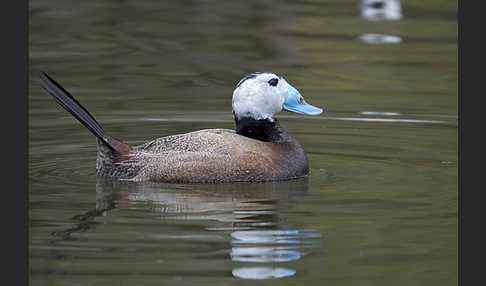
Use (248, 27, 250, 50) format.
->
(40, 72, 323, 183)
(360, 0, 403, 21)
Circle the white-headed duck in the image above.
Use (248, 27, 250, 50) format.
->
(40, 72, 323, 183)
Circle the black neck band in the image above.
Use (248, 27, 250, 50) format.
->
(235, 117, 284, 142)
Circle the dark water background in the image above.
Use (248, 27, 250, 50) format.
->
(29, 0, 457, 285)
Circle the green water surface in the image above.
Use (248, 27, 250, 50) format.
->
(29, 0, 457, 285)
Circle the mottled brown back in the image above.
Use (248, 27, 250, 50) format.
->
(97, 129, 309, 183)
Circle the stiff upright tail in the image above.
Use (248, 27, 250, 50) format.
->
(40, 72, 132, 156)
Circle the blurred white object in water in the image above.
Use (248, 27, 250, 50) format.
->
(360, 111, 401, 116)
(232, 267, 296, 280)
(358, 33, 402, 44)
(360, 0, 403, 20)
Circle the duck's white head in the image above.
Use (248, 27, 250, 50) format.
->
(232, 72, 323, 121)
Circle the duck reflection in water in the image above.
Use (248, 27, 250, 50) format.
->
(52, 178, 320, 280)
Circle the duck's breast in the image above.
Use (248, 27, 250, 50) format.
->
(129, 129, 308, 183)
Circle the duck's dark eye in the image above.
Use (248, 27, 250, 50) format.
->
(298, 97, 304, 104)
(268, 78, 278, 87)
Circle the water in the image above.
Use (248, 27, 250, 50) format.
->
(29, 0, 457, 285)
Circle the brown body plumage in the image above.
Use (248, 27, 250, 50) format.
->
(97, 127, 309, 183)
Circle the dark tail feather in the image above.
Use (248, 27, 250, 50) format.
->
(40, 72, 132, 156)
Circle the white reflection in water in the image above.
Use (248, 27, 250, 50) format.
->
(358, 33, 402, 44)
(231, 246, 302, 263)
(325, 117, 446, 124)
(232, 267, 296, 280)
(230, 227, 320, 279)
(360, 111, 401, 116)
(277, 114, 456, 125)
(360, 0, 403, 21)
(231, 229, 321, 244)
